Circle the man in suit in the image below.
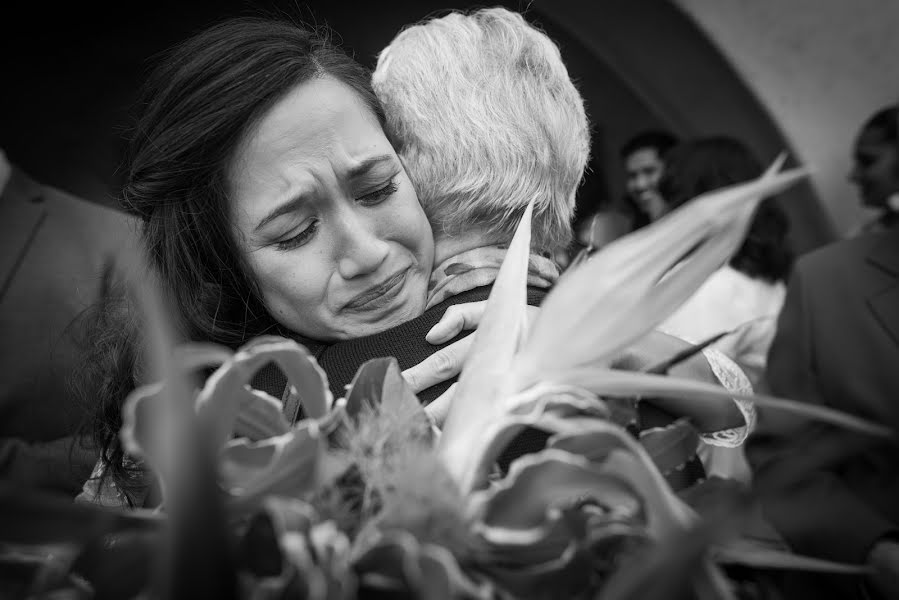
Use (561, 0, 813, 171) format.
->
(747, 218, 899, 598)
(0, 149, 136, 495)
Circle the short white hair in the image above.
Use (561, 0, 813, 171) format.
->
(373, 8, 590, 253)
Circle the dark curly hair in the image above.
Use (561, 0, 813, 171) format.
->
(859, 105, 898, 145)
(81, 16, 386, 505)
(658, 136, 793, 283)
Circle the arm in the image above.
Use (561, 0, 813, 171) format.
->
(611, 331, 746, 434)
(747, 265, 897, 563)
(405, 303, 745, 432)
(0, 435, 97, 496)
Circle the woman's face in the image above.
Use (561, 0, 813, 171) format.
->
(229, 76, 434, 342)
(849, 127, 899, 209)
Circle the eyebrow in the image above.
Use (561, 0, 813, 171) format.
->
(254, 154, 395, 233)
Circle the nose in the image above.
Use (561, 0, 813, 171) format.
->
(635, 174, 652, 192)
(848, 163, 861, 185)
(336, 210, 390, 279)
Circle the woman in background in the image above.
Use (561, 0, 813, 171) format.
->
(656, 136, 794, 480)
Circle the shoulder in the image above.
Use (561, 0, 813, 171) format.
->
(796, 232, 883, 275)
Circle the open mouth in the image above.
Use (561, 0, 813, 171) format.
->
(344, 268, 409, 311)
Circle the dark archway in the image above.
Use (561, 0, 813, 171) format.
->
(1, 0, 833, 251)
(535, 0, 835, 251)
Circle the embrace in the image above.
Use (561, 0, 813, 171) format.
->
(80, 9, 753, 508)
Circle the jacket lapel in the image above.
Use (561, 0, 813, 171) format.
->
(865, 229, 899, 349)
(0, 167, 48, 302)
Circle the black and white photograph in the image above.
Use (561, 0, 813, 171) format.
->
(1, 1, 898, 598)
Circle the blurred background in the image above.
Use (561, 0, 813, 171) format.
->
(2, 0, 898, 250)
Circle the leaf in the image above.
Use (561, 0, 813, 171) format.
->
(693, 559, 739, 600)
(712, 541, 871, 574)
(644, 330, 732, 375)
(159, 419, 240, 600)
(345, 358, 428, 429)
(352, 531, 490, 599)
(481, 541, 595, 599)
(238, 497, 319, 579)
(638, 418, 701, 475)
(599, 519, 724, 600)
(548, 367, 893, 438)
(438, 200, 535, 490)
(511, 166, 808, 389)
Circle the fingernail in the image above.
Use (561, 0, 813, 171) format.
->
(426, 324, 448, 344)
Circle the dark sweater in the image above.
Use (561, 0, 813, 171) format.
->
(250, 284, 703, 487)
(252, 285, 547, 406)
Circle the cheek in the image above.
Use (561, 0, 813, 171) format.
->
(247, 250, 328, 321)
(388, 188, 433, 255)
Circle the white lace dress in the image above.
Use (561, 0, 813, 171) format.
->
(697, 347, 756, 482)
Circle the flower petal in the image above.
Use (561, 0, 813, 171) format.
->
(471, 450, 642, 536)
(352, 531, 489, 599)
(196, 338, 332, 451)
(541, 419, 695, 538)
(441, 383, 607, 494)
(233, 388, 291, 441)
(511, 166, 808, 388)
(225, 422, 350, 513)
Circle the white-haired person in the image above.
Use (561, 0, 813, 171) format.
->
(81, 11, 751, 507)
(360, 7, 752, 483)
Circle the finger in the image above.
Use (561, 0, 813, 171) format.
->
(426, 301, 488, 344)
(402, 336, 474, 393)
(424, 383, 457, 428)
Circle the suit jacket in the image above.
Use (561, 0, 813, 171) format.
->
(747, 227, 899, 570)
(0, 165, 137, 494)
(253, 286, 548, 406)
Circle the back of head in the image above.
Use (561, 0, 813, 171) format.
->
(859, 105, 899, 145)
(660, 136, 793, 282)
(660, 137, 762, 211)
(373, 8, 589, 254)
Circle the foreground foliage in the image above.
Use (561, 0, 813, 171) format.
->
(1, 161, 885, 598)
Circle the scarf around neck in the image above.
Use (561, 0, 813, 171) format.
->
(426, 245, 560, 309)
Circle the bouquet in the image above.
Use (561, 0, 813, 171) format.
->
(0, 159, 886, 599)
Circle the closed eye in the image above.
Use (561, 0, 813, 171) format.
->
(275, 218, 319, 251)
(358, 178, 398, 207)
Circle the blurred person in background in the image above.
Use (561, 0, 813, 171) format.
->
(655, 136, 793, 481)
(0, 147, 136, 496)
(564, 130, 680, 268)
(748, 107, 899, 598)
(619, 129, 679, 229)
(848, 104, 899, 236)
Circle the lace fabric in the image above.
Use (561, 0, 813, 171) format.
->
(699, 347, 756, 447)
